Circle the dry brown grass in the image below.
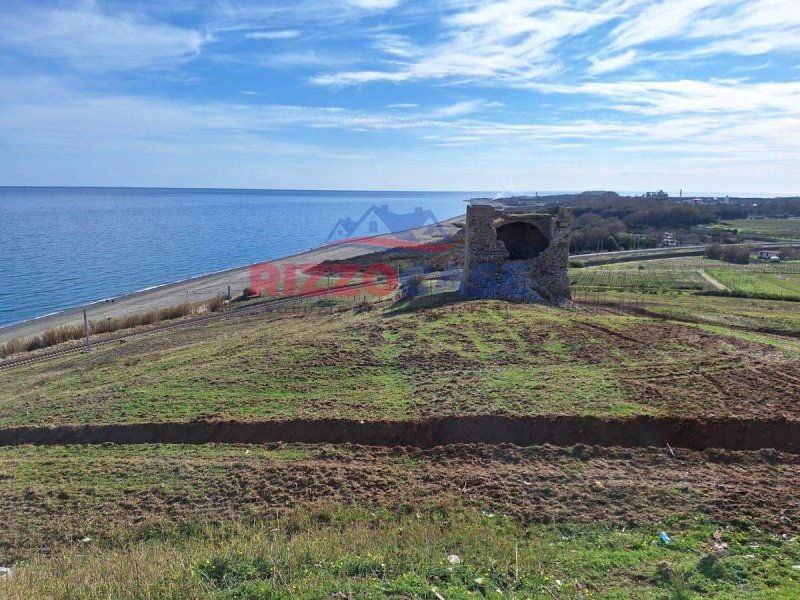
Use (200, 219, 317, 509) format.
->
(0, 297, 226, 359)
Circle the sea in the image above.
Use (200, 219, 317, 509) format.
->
(0, 187, 502, 328)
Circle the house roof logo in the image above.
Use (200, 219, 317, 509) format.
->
(325, 204, 454, 251)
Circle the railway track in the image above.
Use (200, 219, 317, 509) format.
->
(0, 283, 370, 372)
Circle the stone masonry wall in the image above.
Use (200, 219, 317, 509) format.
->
(460, 204, 573, 303)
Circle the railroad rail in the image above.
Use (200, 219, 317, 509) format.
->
(0, 282, 370, 372)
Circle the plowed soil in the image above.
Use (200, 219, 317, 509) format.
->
(1, 443, 797, 560)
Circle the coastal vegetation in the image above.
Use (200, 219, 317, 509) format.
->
(0, 296, 226, 359)
(553, 195, 800, 253)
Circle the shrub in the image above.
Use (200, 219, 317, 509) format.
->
(705, 243, 722, 260)
(720, 246, 750, 264)
(400, 274, 426, 299)
(705, 243, 749, 264)
(353, 301, 374, 314)
(206, 295, 226, 312)
(0, 337, 26, 358)
(235, 287, 258, 302)
(2, 300, 200, 358)
(157, 302, 193, 321)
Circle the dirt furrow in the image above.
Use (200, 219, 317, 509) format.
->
(1, 415, 798, 453)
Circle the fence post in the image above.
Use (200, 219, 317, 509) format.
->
(83, 310, 91, 352)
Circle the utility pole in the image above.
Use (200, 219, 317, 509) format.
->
(83, 310, 90, 352)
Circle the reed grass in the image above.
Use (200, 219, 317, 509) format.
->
(0, 296, 226, 359)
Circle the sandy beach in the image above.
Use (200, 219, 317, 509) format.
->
(0, 218, 464, 344)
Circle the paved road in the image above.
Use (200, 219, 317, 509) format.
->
(575, 240, 798, 262)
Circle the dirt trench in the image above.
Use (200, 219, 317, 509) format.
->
(1, 415, 799, 453)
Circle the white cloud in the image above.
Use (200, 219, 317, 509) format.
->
(0, 3, 210, 72)
(347, 0, 401, 9)
(588, 50, 637, 75)
(0, 74, 798, 191)
(529, 79, 800, 116)
(607, 0, 723, 52)
(600, 0, 800, 70)
(245, 30, 301, 40)
(432, 99, 498, 117)
(370, 33, 419, 58)
(314, 0, 628, 86)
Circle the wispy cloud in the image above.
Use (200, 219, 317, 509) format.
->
(0, 1, 798, 191)
(245, 30, 301, 40)
(347, 0, 402, 9)
(432, 99, 502, 117)
(313, 0, 628, 86)
(529, 79, 800, 116)
(596, 0, 800, 71)
(606, 0, 722, 52)
(0, 3, 210, 72)
(587, 50, 637, 75)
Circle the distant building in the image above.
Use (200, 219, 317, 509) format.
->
(757, 250, 781, 262)
(645, 190, 669, 199)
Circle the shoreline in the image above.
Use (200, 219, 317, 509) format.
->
(3, 218, 795, 345)
(0, 217, 464, 344)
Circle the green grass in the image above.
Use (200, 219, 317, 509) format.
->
(571, 257, 800, 300)
(571, 266, 714, 291)
(1, 297, 798, 425)
(3, 504, 799, 599)
(478, 364, 643, 416)
(706, 270, 800, 300)
(583, 289, 800, 341)
(723, 218, 800, 240)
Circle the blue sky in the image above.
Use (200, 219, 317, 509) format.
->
(0, 0, 798, 193)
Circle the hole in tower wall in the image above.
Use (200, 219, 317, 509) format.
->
(495, 222, 549, 260)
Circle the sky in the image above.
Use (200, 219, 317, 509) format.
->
(0, 0, 799, 193)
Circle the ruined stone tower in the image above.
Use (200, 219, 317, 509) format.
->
(460, 204, 573, 303)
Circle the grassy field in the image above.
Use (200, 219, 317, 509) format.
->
(2, 442, 800, 598)
(570, 267, 714, 291)
(706, 270, 800, 300)
(583, 289, 800, 335)
(571, 256, 800, 300)
(2, 297, 800, 426)
(584, 256, 800, 273)
(4, 504, 800, 599)
(2, 279, 800, 598)
(723, 218, 800, 240)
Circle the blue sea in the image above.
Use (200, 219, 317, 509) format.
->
(0, 187, 489, 327)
